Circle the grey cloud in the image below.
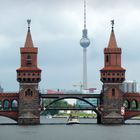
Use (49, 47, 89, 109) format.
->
(0, 0, 140, 91)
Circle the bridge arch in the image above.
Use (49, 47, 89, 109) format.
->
(11, 99, 18, 110)
(131, 100, 138, 109)
(3, 99, 10, 110)
(43, 97, 100, 116)
(124, 100, 131, 109)
(0, 113, 18, 122)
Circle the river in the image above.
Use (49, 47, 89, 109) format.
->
(0, 117, 140, 140)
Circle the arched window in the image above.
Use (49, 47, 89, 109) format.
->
(11, 100, 18, 110)
(131, 100, 138, 109)
(3, 100, 10, 110)
(112, 88, 115, 97)
(124, 100, 130, 109)
(25, 89, 33, 96)
(106, 55, 109, 63)
(26, 54, 32, 65)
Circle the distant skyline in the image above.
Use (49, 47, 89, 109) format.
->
(0, 0, 140, 92)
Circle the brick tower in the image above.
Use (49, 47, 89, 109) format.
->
(100, 20, 125, 124)
(17, 20, 41, 124)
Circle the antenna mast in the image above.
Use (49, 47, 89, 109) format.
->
(84, 0, 86, 29)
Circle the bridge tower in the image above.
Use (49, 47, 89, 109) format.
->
(16, 20, 41, 124)
(100, 20, 125, 124)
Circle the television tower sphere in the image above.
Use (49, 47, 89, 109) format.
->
(80, 29, 90, 48)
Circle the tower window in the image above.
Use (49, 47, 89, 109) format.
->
(25, 89, 33, 96)
(106, 55, 109, 63)
(26, 54, 32, 65)
(112, 88, 115, 97)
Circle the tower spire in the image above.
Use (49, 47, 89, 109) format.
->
(24, 19, 34, 48)
(108, 20, 118, 48)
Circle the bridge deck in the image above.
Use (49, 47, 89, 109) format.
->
(40, 94, 101, 99)
(44, 107, 96, 110)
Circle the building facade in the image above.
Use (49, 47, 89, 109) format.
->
(122, 80, 137, 93)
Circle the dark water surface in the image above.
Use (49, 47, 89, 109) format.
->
(0, 117, 140, 140)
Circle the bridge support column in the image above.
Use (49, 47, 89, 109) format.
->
(101, 114, 124, 124)
(100, 84, 125, 124)
(18, 118, 40, 125)
(18, 84, 41, 125)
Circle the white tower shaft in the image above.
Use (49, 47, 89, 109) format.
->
(83, 48, 87, 89)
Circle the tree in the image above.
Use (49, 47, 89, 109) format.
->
(41, 99, 70, 116)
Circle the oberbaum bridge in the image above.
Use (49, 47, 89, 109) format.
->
(0, 19, 140, 125)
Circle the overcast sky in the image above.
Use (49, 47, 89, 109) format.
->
(0, 0, 140, 92)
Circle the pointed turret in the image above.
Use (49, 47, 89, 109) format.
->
(17, 19, 41, 83)
(100, 20, 125, 83)
(24, 19, 34, 48)
(108, 21, 118, 48)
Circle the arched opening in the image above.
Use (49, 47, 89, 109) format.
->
(41, 97, 101, 124)
(123, 100, 130, 109)
(112, 88, 115, 97)
(44, 97, 98, 111)
(3, 100, 10, 110)
(11, 100, 18, 110)
(25, 88, 33, 96)
(106, 55, 109, 63)
(0, 116, 17, 124)
(26, 54, 32, 65)
(27, 78, 31, 82)
(112, 78, 115, 82)
(131, 100, 138, 110)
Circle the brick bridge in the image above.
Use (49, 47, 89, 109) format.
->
(0, 92, 140, 123)
(0, 93, 18, 121)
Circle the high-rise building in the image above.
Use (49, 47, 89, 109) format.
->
(80, 0, 90, 89)
(122, 80, 138, 93)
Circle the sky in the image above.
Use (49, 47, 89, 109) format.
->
(0, 0, 140, 92)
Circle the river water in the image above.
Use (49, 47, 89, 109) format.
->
(0, 117, 140, 140)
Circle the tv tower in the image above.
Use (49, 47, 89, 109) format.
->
(80, 0, 90, 89)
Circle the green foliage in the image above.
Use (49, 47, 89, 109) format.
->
(41, 99, 71, 116)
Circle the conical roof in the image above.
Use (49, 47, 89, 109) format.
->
(24, 29, 34, 48)
(108, 28, 118, 48)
